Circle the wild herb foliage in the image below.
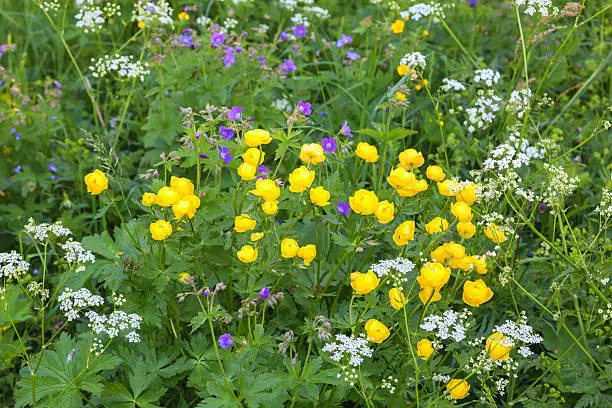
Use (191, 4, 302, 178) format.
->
(0, 0, 611, 407)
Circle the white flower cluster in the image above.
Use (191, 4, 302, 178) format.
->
(400, 52, 426, 70)
(597, 303, 612, 320)
(463, 90, 502, 133)
(28, 281, 50, 301)
(304, 6, 330, 19)
(59, 239, 95, 266)
(381, 376, 398, 394)
(132, 0, 173, 27)
(494, 312, 543, 355)
(401, 3, 432, 20)
(58, 288, 104, 321)
(541, 164, 578, 212)
(39, 0, 60, 13)
(25, 218, 72, 242)
(465, 349, 519, 376)
(474, 69, 501, 88)
(75, 1, 121, 33)
(506, 88, 533, 119)
(440, 78, 466, 93)
(0, 251, 30, 280)
(421, 309, 472, 342)
(85, 310, 142, 342)
(483, 136, 542, 172)
(595, 188, 612, 218)
(291, 13, 309, 27)
(272, 98, 292, 112)
(196, 15, 212, 27)
(224, 18, 238, 30)
(514, 0, 553, 17)
(322, 334, 374, 367)
(432, 373, 451, 383)
(89, 54, 151, 82)
(370, 257, 414, 287)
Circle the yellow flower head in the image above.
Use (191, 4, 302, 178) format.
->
(349, 189, 379, 215)
(486, 332, 512, 361)
(237, 245, 258, 263)
(484, 223, 506, 243)
(437, 179, 458, 197)
(84, 169, 109, 195)
(417, 262, 451, 289)
(288, 166, 315, 193)
(150, 220, 172, 241)
(447, 379, 470, 400)
(250, 232, 264, 242)
(242, 148, 265, 166)
(457, 221, 476, 239)
(172, 195, 200, 219)
(262, 200, 279, 215)
(155, 186, 179, 207)
(472, 255, 487, 274)
(178, 11, 190, 20)
(387, 167, 417, 190)
(425, 165, 446, 182)
(234, 214, 257, 233)
(297, 244, 316, 266)
(355, 142, 379, 163)
(392, 220, 415, 246)
(389, 287, 407, 310)
(310, 186, 331, 207)
(418, 287, 442, 304)
(397, 64, 409, 76)
(280, 238, 300, 258)
(299, 143, 326, 165)
(170, 176, 194, 197)
(365, 319, 390, 343)
(425, 217, 449, 234)
(391, 19, 405, 34)
(416, 339, 434, 360)
(374, 200, 395, 224)
(350, 270, 380, 295)
(244, 129, 272, 147)
(451, 201, 473, 222)
(237, 162, 257, 181)
(395, 91, 407, 101)
(178, 272, 193, 285)
(141, 192, 156, 207)
(251, 178, 281, 202)
(455, 183, 478, 205)
(462, 279, 494, 307)
(398, 149, 425, 170)
(397, 179, 428, 197)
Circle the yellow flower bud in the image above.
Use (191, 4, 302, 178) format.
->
(299, 143, 326, 165)
(349, 189, 379, 215)
(417, 262, 451, 289)
(398, 149, 425, 171)
(244, 129, 272, 147)
(234, 214, 257, 233)
(84, 169, 108, 195)
(472, 256, 487, 274)
(397, 64, 409, 76)
(355, 142, 379, 163)
(178, 272, 193, 285)
(155, 186, 179, 207)
(262, 200, 279, 215)
(170, 176, 194, 197)
(237, 245, 258, 263)
(237, 162, 257, 181)
(447, 379, 470, 400)
(484, 223, 506, 243)
(350, 270, 380, 295)
(365, 319, 390, 343)
(393, 220, 415, 246)
(455, 183, 477, 205)
(242, 148, 265, 166)
(391, 19, 405, 34)
(250, 232, 264, 242)
(425, 165, 446, 182)
(374, 200, 395, 224)
(310, 186, 331, 207)
(387, 167, 417, 190)
(486, 332, 512, 361)
(389, 287, 406, 310)
(288, 166, 315, 193)
(141, 192, 156, 206)
(281, 238, 300, 258)
(425, 217, 449, 234)
(297, 244, 316, 266)
(416, 339, 434, 360)
(437, 179, 458, 197)
(150, 220, 172, 241)
(457, 221, 476, 239)
(172, 197, 195, 218)
(462, 279, 493, 307)
(418, 287, 442, 304)
(250, 178, 281, 202)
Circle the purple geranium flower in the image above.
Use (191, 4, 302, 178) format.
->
(282, 59, 296, 73)
(336, 202, 351, 215)
(48, 163, 57, 172)
(294, 25, 307, 38)
(336, 34, 353, 48)
(219, 125, 234, 140)
(346, 52, 360, 61)
(178, 34, 195, 47)
(228, 106, 243, 121)
(321, 137, 337, 153)
(14, 165, 21, 173)
(340, 120, 353, 137)
(211, 32, 226, 48)
(297, 100, 311, 116)
(218, 333, 233, 349)
(257, 56, 267, 64)
(469, 0, 477, 5)
(258, 165, 268, 175)
(259, 287, 270, 299)
(218, 145, 233, 165)
(279, 32, 289, 41)
(223, 46, 236, 68)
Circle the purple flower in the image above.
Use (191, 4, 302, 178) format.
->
(346, 52, 360, 61)
(319, 111, 327, 116)
(297, 100, 312, 116)
(321, 137, 337, 153)
(258, 165, 268, 175)
(282, 59, 296, 73)
(227, 106, 243, 121)
(218, 333, 233, 349)
(218, 145, 233, 165)
(469, 0, 477, 5)
(335, 34, 353, 48)
(211, 32, 226, 48)
(336, 202, 351, 215)
(178, 34, 195, 47)
(199, 153, 207, 158)
(219, 125, 234, 140)
(257, 56, 267, 64)
(13, 165, 21, 173)
(48, 163, 57, 172)
(340, 120, 353, 137)
(538, 203, 547, 214)
(259, 287, 270, 299)
(293, 25, 307, 38)
(223, 47, 236, 68)
(279, 32, 289, 41)
(51, 175, 57, 180)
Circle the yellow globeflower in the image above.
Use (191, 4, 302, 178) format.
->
(178, 11, 190, 21)
(355, 142, 379, 163)
(150, 220, 172, 241)
(425, 165, 446, 182)
(418, 287, 442, 304)
(250, 178, 281, 202)
(430, 244, 451, 264)
(391, 19, 405, 34)
(425, 217, 449, 234)
(141, 192, 156, 206)
(417, 262, 451, 289)
(350, 270, 380, 295)
(250, 232, 264, 242)
(84, 169, 109, 195)
(262, 200, 279, 215)
(234, 214, 257, 233)
(389, 287, 407, 310)
(237, 245, 258, 263)
(299, 143, 326, 165)
(237, 162, 257, 181)
(349, 189, 379, 215)
(398, 149, 425, 170)
(172, 197, 195, 218)
(451, 201, 473, 222)
(455, 183, 477, 205)
(462, 279, 494, 307)
(242, 148, 265, 166)
(387, 166, 417, 190)
(170, 176, 194, 197)
(416, 339, 434, 360)
(365, 319, 390, 343)
(310, 186, 331, 207)
(447, 379, 470, 400)
(280, 238, 300, 258)
(244, 129, 272, 147)
(156, 186, 179, 207)
(297, 244, 316, 266)
(374, 200, 395, 224)
(397, 64, 409, 76)
(486, 332, 512, 361)
(437, 179, 458, 197)
(472, 256, 487, 274)
(393, 220, 415, 246)
(484, 223, 506, 243)
(288, 166, 315, 193)
(178, 272, 193, 284)
(457, 221, 476, 239)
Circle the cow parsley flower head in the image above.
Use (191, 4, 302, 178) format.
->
(0, 251, 30, 280)
(463, 90, 502, 133)
(85, 310, 143, 342)
(89, 54, 151, 82)
(132, 0, 173, 27)
(514, 0, 554, 17)
(370, 257, 415, 287)
(441, 78, 466, 93)
(59, 239, 96, 268)
(399, 52, 426, 70)
(541, 164, 578, 213)
(474, 69, 501, 87)
(58, 288, 105, 321)
(25, 218, 72, 242)
(75, 1, 121, 33)
(595, 188, 612, 218)
(421, 309, 472, 342)
(506, 88, 532, 119)
(322, 334, 374, 367)
(494, 311, 543, 356)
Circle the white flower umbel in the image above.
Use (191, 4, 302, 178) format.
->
(59, 288, 104, 321)
(494, 311, 543, 356)
(75, 1, 121, 33)
(304, 6, 330, 19)
(59, 239, 96, 268)
(85, 310, 142, 342)
(440, 78, 466, 93)
(421, 309, 472, 342)
(370, 257, 414, 287)
(400, 52, 426, 70)
(595, 188, 612, 219)
(506, 88, 533, 119)
(463, 90, 502, 133)
(132, 0, 173, 27)
(541, 164, 578, 213)
(40, 0, 60, 13)
(322, 334, 374, 367)
(0, 251, 30, 280)
(25, 218, 72, 242)
(514, 0, 553, 17)
(474, 69, 501, 88)
(89, 54, 151, 82)
(401, 3, 432, 21)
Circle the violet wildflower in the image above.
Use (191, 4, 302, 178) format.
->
(282, 59, 297, 73)
(219, 125, 234, 140)
(14, 165, 21, 173)
(257, 56, 267, 64)
(228, 106, 243, 121)
(346, 52, 360, 61)
(340, 121, 353, 137)
(199, 153, 207, 159)
(321, 137, 337, 153)
(218, 333, 233, 349)
(258, 165, 268, 175)
(294, 25, 307, 38)
(223, 47, 236, 68)
(218, 146, 233, 165)
(48, 163, 58, 172)
(336, 202, 351, 215)
(469, 0, 477, 5)
(210, 32, 226, 47)
(297, 100, 312, 116)
(259, 287, 270, 299)
(336, 34, 353, 48)
(279, 32, 289, 41)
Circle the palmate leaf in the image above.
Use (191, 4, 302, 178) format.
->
(14, 334, 121, 408)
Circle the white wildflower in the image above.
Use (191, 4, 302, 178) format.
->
(89, 54, 150, 82)
(506, 88, 533, 119)
(400, 52, 426, 70)
(25, 218, 72, 242)
(132, 0, 173, 27)
(58, 288, 104, 321)
(60, 239, 95, 265)
(514, 0, 553, 17)
(322, 334, 374, 367)
(474, 69, 501, 87)
(421, 309, 472, 342)
(441, 78, 466, 92)
(0, 251, 30, 280)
